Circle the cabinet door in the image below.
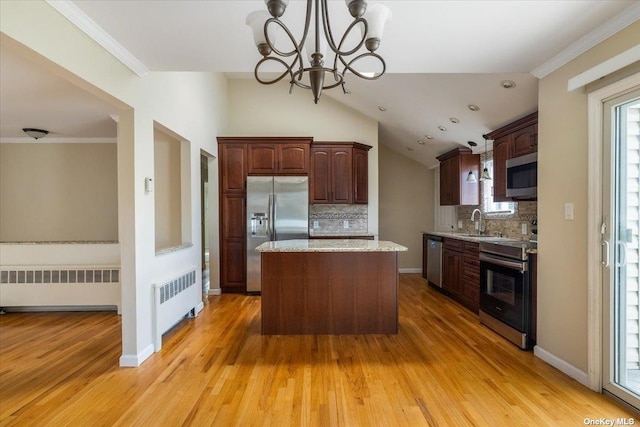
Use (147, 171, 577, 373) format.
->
(220, 144, 246, 193)
(221, 194, 246, 291)
(439, 157, 457, 205)
(330, 148, 353, 204)
(310, 148, 331, 203)
(248, 144, 277, 175)
(278, 144, 309, 174)
(353, 148, 368, 204)
(512, 125, 537, 157)
(492, 135, 511, 202)
(442, 247, 461, 294)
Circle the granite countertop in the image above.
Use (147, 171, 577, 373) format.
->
(309, 232, 375, 237)
(423, 231, 538, 254)
(256, 239, 407, 253)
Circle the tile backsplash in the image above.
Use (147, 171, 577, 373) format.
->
(309, 205, 368, 234)
(457, 201, 537, 240)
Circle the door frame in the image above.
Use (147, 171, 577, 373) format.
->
(587, 72, 640, 392)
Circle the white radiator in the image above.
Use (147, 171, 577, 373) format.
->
(152, 267, 200, 352)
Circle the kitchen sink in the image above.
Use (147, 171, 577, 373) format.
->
(449, 233, 517, 241)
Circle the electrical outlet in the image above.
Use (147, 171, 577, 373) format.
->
(313, 220, 319, 229)
(343, 220, 349, 229)
(458, 220, 463, 229)
(521, 223, 528, 235)
(565, 202, 575, 220)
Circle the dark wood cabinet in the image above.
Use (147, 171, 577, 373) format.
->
(436, 147, 480, 206)
(441, 238, 480, 313)
(310, 142, 371, 204)
(484, 112, 538, 202)
(492, 135, 511, 202)
(512, 124, 537, 157)
(217, 137, 312, 293)
(353, 147, 369, 204)
(247, 139, 310, 175)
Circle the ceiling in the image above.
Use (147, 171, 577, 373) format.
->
(1, 0, 637, 167)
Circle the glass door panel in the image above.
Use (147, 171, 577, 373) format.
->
(603, 89, 640, 408)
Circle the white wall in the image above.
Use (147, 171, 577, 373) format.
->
(1, 2, 228, 366)
(537, 21, 640, 374)
(379, 143, 433, 270)
(226, 79, 379, 234)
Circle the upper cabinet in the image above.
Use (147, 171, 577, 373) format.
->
(247, 138, 311, 175)
(484, 112, 538, 202)
(436, 147, 480, 206)
(311, 142, 371, 204)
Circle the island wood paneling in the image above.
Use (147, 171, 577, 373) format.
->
(261, 251, 398, 334)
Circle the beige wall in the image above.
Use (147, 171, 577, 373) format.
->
(537, 21, 640, 372)
(379, 144, 434, 270)
(154, 131, 182, 250)
(226, 79, 380, 235)
(0, 143, 118, 242)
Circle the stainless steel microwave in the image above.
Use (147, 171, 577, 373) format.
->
(506, 152, 537, 199)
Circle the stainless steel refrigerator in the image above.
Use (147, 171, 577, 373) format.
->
(246, 176, 309, 292)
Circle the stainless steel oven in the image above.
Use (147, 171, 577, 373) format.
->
(479, 241, 534, 349)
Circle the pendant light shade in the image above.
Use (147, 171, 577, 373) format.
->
(479, 137, 492, 181)
(466, 170, 477, 183)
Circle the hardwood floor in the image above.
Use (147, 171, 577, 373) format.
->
(0, 274, 635, 426)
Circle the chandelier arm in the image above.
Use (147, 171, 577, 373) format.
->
(320, 1, 367, 57)
(341, 52, 386, 80)
(264, 18, 308, 74)
(291, 66, 344, 90)
(254, 56, 295, 85)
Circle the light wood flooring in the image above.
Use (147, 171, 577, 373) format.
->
(0, 274, 636, 426)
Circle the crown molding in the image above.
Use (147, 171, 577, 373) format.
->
(46, 0, 149, 77)
(0, 137, 117, 144)
(531, 2, 640, 79)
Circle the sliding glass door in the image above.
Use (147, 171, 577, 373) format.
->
(603, 88, 640, 408)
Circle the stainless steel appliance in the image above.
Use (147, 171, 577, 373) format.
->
(425, 235, 443, 288)
(506, 152, 537, 199)
(479, 240, 535, 349)
(246, 176, 309, 293)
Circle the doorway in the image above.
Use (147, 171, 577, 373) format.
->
(602, 88, 640, 409)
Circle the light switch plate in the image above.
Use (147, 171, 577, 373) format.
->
(521, 223, 527, 235)
(343, 220, 349, 229)
(458, 220, 463, 229)
(313, 220, 319, 229)
(565, 202, 575, 220)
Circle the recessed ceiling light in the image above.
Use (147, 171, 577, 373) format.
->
(468, 104, 480, 112)
(500, 80, 516, 89)
(449, 117, 460, 124)
(407, 147, 414, 151)
(417, 140, 425, 145)
(438, 125, 447, 132)
(425, 135, 434, 140)
(378, 106, 386, 111)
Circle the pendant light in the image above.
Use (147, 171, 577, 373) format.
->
(480, 137, 492, 181)
(466, 141, 478, 182)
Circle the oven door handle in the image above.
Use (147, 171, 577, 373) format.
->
(480, 253, 527, 272)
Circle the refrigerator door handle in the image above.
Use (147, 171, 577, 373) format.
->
(267, 194, 273, 240)
(272, 194, 278, 241)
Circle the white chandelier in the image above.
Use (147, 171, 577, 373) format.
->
(247, 0, 391, 104)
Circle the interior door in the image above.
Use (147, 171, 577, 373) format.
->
(602, 88, 640, 409)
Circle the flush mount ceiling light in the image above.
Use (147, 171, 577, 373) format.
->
(22, 128, 49, 140)
(467, 104, 480, 112)
(247, 0, 392, 104)
(500, 80, 516, 89)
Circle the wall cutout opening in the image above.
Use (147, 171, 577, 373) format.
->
(154, 124, 191, 252)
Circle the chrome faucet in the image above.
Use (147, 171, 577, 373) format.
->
(471, 209, 484, 235)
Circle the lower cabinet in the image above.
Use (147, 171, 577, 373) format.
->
(441, 238, 480, 313)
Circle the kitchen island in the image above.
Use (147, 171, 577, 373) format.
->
(256, 239, 407, 335)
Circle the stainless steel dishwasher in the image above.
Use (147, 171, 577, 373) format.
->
(425, 235, 443, 288)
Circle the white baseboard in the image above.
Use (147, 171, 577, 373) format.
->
(119, 344, 154, 367)
(209, 288, 221, 296)
(399, 268, 422, 274)
(534, 345, 589, 387)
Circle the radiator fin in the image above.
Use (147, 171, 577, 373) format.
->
(0, 268, 121, 284)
